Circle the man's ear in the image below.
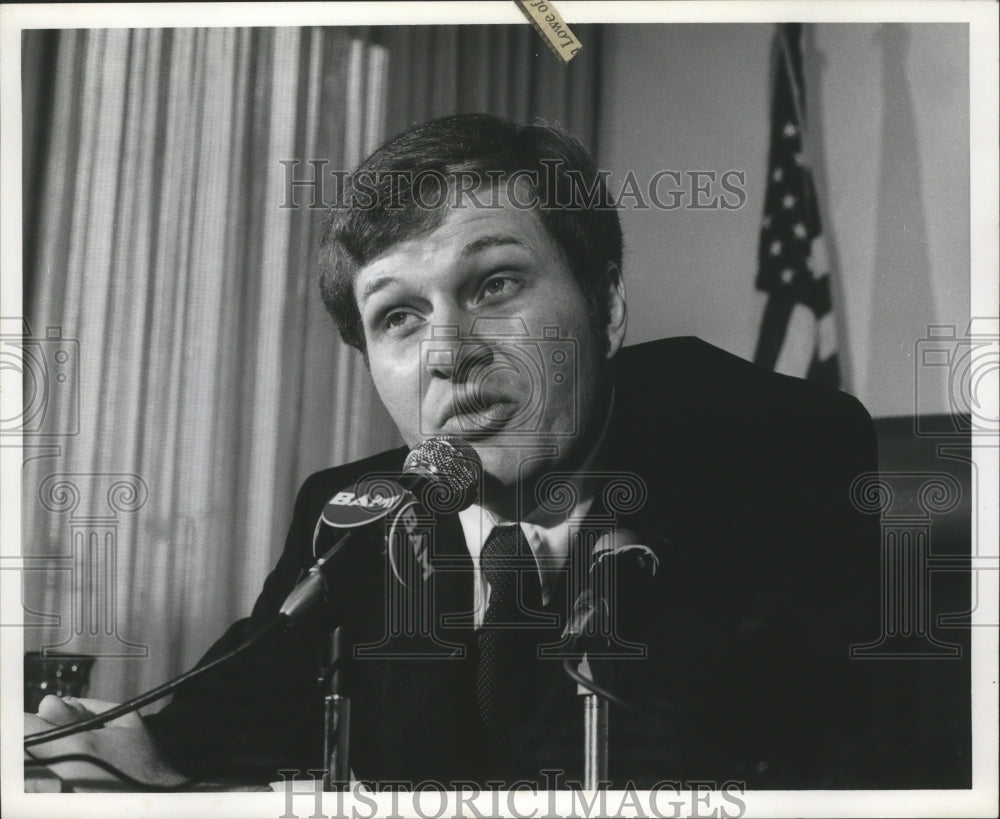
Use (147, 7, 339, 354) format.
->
(602, 261, 627, 359)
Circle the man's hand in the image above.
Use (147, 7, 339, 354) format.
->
(24, 695, 188, 791)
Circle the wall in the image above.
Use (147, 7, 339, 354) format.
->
(598, 23, 970, 418)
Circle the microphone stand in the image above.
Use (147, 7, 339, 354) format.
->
(569, 539, 659, 788)
(562, 583, 614, 789)
(322, 628, 351, 791)
(578, 657, 610, 790)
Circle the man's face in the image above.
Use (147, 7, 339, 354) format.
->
(354, 193, 624, 492)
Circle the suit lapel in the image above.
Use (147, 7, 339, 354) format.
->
(347, 511, 481, 781)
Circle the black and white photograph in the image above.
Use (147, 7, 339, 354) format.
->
(2, 2, 997, 817)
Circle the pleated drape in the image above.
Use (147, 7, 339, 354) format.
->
(21, 24, 601, 703)
(377, 24, 602, 151)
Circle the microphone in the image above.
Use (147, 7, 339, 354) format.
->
(561, 529, 659, 655)
(279, 436, 482, 624)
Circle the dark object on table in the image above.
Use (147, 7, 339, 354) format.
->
(24, 652, 96, 713)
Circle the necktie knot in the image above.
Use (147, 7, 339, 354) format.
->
(480, 524, 537, 591)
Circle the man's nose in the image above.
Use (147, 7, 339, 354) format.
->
(424, 325, 495, 382)
(423, 313, 527, 382)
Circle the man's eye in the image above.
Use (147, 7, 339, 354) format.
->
(480, 277, 520, 300)
(384, 311, 416, 331)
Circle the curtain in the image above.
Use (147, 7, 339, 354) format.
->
(375, 24, 602, 151)
(21, 24, 600, 704)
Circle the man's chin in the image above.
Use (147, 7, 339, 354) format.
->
(462, 437, 570, 497)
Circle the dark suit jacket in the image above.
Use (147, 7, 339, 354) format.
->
(146, 337, 902, 789)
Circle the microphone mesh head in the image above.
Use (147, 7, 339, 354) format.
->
(403, 436, 482, 511)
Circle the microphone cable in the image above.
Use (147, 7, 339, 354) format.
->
(561, 656, 657, 722)
(25, 636, 346, 792)
(24, 614, 284, 748)
(26, 436, 482, 748)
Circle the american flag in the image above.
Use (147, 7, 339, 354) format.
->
(753, 23, 840, 388)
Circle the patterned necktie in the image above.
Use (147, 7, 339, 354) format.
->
(474, 524, 544, 766)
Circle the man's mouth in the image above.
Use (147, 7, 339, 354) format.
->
(440, 395, 520, 435)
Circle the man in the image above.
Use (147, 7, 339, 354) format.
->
(27, 113, 892, 790)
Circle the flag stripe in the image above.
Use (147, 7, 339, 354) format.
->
(817, 309, 837, 359)
(775, 303, 819, 379)
(754, 290, 795, 370)
(807, 352, 840, 386)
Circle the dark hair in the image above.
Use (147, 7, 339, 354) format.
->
(318, 113, 623, 353)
